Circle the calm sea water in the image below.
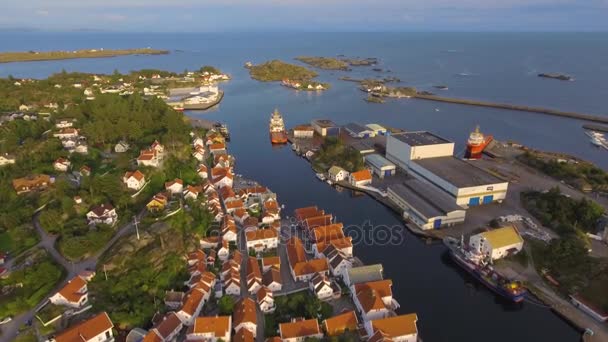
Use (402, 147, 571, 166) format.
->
(2, 32, 606, 341)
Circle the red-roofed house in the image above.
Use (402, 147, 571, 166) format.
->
(49, 276, 89, 308)
(52, 312, 114, 342)
(123, 170, 146, 190)
(349, 169, 372, 187)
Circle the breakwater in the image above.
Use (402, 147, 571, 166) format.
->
(414, 94, 608, 124)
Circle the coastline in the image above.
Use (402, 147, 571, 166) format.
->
(0, 48, 169, 63)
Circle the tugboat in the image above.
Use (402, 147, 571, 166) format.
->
(465, 125, 493, 159)
(269, 109, 288, 144)
(444, 236, 527, 303)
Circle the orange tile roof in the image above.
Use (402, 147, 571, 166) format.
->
(209, 142, 226, 150)
(54, 312, 113, 342)
(234, 328, 255, 342)
(247, 256, 262, 280)
(286, 237, 307, 267)
(192, 316, 231, 336)
(155, 312, 182, 339)
(266, 337, 282, 342)
(165, 178, 183, 188)
(294, 206, 324, 221)
(180, 289, 205, 315)
(124, 170, 145, 181)
(305, 215, 333, 230)
(57, 276, 87, 303)
(323, 310, 358, 336)
(316, 237, 353, 254)
(312, 223, 345, 242)
(233, 297, 257, 327)
(354, 279, 393, 298)
(142, 331, 163, 342)
(370, 314, 419, 338)
(280, 318, 321, 339)
(225, 199, 244, 210)
(262, 256, 280, 267)
(351, 169, 372, 182)
(263, 267, 282, 287)
(293, 258, 329, 277)
(355, 280, 393, 313)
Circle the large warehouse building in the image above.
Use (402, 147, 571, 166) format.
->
(388, 179, 466, 230)
(386, 131, 508, 208)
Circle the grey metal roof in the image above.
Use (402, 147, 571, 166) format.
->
(345, 123, 371, 135)
(350, 141, 375, 154)
(347, 264, 384, 284)
(389, 180, 464, 219)
(413, 156, 505, 188)
(365, 154, 395, 169)
(391, 131, 451, 146)
(312, 119, 337, 128)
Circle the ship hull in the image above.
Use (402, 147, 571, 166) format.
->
(444, 239, 526, 303)
(465, 135, 493, 159)
(270, 131, 288, 144)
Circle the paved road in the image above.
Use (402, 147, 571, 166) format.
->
(0, 211, 144, 342)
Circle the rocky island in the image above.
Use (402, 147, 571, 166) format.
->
(0, 48, 169, 63)
(248, 60, 330, 91)
(294, 56, 349, 70)
(538, 73, 573, 81)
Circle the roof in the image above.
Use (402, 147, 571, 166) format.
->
(388, 180, 464, 219)
(262, 256, 281, 267)
(478, 226, 524, 249)
(280, 318, 321, 339)
(286, 237, 307, 267)
(312, 223, 345, 242)
(390, 131, 451, 146)
(57, 276, 87, 303)
(328, 166, 347, 176)
(350, 141, 376, 154)
(256, 286, 273, 302)
(304, 215, 333, 230)
(294, 206, 324, 221)
(316, 237, 352, 254)
(345, 123, 372, 135)
(124, 170, 145, 181)
(180, 289, 205, 315)
(413, 156, 505, 188)
(233, 297, 257, 327)
(347, 264, 383, 285)
(89, 203, 114, 216)
(293, 258, 329, 276)
(365, 154, 395, 170)
(246, 229, 278, 242)
(12, 174, 51, 189)
(263, 267, 282, 286)
(366, 123, 387, 132)
(370, 314, 419, 337)
(54, 312, 114, 342)
(247, 256, 262, 279)
(165, 178, 183, 188)
(192, 316, 231, 336)
(293, 124, 314, 132)
(351, 169, 372, 182)
(355, 279, 393, 299)
(164, 290, 184, 303)
(155, 312, 182, 339)
(312, 119, 337, 128)
(234, 328, 255, 342)
(323, 310, 358, 336)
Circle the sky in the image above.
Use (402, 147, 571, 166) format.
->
(2, 0, 608, 32)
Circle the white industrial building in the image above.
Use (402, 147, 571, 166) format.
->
(385, 131, 509, 208)
(364, 154, 396, 179)
(365, 123, 388, 136)
(469, 225, 524, 260)
(388, 180, 466, 230)
(345, 123, 376, 138)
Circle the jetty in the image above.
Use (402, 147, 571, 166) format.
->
(413, 94, 608, 124)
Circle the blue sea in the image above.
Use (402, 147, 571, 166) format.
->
(2, 32, 607, 341)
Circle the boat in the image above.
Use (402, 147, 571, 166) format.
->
(213, 122, 230, 141)
(585, 130, 607, 149)
(316, 173, 326, 181)
(444, 237, 527, 303)
(465, 125, 493, 159)
(269, 109, 288, 144)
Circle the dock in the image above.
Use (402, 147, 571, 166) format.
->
(414, 94, 608, 124)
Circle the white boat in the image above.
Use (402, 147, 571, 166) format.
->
(315, 173, 326, 181)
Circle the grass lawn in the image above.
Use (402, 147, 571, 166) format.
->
(13, 327, 37, 342)
(0, 225, 40, 256)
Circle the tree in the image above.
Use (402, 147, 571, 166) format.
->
(218, 296, 235, 315)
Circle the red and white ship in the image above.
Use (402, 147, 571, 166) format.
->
(269, 109, 288, 144)
(465, 125, 493, 159)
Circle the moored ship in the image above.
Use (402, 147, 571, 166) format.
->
(269, 109, 288, 144)
(444, 236, 527, 303)
(465, 125, 493, 159)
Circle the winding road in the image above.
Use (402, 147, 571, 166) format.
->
(0, 211, 144, 342)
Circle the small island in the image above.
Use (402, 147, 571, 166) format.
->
(295, 56, 349, 70)
(248, 60, 329, 91)
(538, 73, 573, 81)
(0, 48, 169, 63)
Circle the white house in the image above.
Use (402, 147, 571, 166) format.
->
(352, 279, 398, 321)
(86, 204, 118, 226)
(0, 154, 16, 166)
(233, 297, 257, 333)
(328, 166, 349, 182)
(53, 128, 79, 139)
(49, 276, 88, 308)
(262, 267, 283, 292)
(114, 141, 130, 153)
(469, 225, 524, 261)
(53, 158, 71, 172)
(279, 319, 323, 342)
(144, 312, 183, 342)
(192, 147, 206, 162)
(197, 165, 208, 179)
(55, 119, 74, 129)
(123, 170, 146, 190)
(365, 314, 419, 342)
(165, 178, 184, 195)
(51, 312, 114, 342)
(187, 316, 232, 342)
(245, 229, 279, 252)
(257, 286, 275, 314)
(310, 273, 334, 301)
(349, 169, 372, 187)
(177, 288, 207, 326)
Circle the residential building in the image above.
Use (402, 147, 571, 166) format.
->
(245, 229, 279, 252)
(349, 169, 372, 187)
(51, 312, 113, 342)
(165, 179, 184, 195)
(114, 141, 130, 153)
(147, 193, 169, 212)
(323, 310, 358, 337)
(144, 312, 183, 342)
(328, 166, 349, 182)
(469, 225, 524, 260)
(257, 286, 275, 313)
(387, 180, 466, 230)
(352, 279, 398, 321)
(177, 288, 207, 326)
(246, 256, 263, 295)
(262, 267, 283, 292)
(137, 149, 161, 168)
(233, 297, 257, 333)
(86, 203, 118, 226)
(187, 316, 232, 342)
(261, 256, 281, 272)
(309, 273, 334, 300)
(184, 185, 203, 200)
(123, 170, 146, 190)
(49, 276, 88, 308)
(80, 165, 92, 177)
(0, 153, 16, 166)
(164, 291, 185, 310)
(55, 119, 74, 129)
(197, 165, 208, 179)
(279, 318, 323, 342)
(53, 158, 71, 172)
(53, 128, 79, 139)
(365, 314, 419, 342)
(233, 328, 255, 342)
